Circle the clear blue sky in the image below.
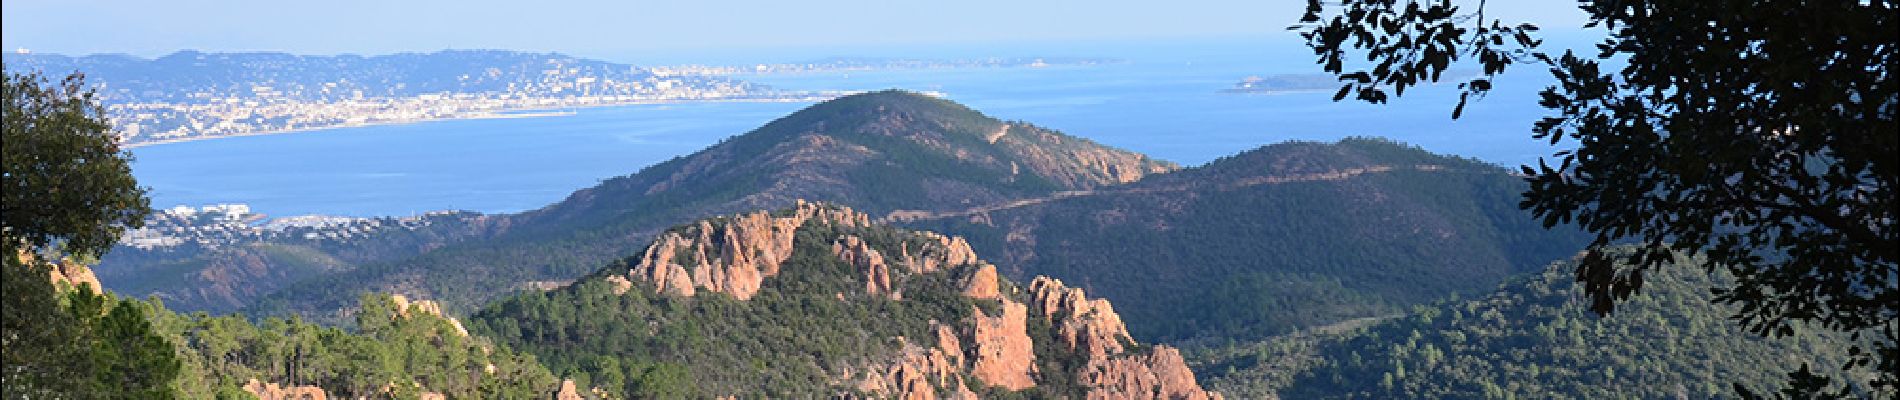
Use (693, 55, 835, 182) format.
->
(2, 0, 1587, 61)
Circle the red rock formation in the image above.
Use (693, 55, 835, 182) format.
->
(967, 300, 1036, 390)
(833, 235, 896, 298)
(389, 294, 468, 337)
(14, 249, 102, 294)
(554, 379, 584, 400)
(48, 260, 102, 294)
(897, 232, 979, 273)
(627, 200, 869, 299)
(1026, 277, 1221, 400)
(244, 379, 329, 400)
(961, 264, 1002, 300)
(604, 275, 634, 295)
(611, 203, 1217, 398)
(1029, 277, 1131, 357)
(1078, 347, 1220, 400)
(854, 335, 977, 400)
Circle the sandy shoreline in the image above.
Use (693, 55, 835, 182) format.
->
(122, 96, 839, 149)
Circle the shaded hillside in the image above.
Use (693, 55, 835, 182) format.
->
(94, 212, 506, 314)
(468, 202, 1220, 398)
(899, 138, 1591, 342)
(1196, 252, 1868, 398)
(232, 90, 1173, 321)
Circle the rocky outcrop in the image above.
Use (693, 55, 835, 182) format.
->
(1030, 277, 1132, 357)
(961, 264, 1001, 300)
(554, 379, 584, 400)
(833, 235, 897, 298)
(1078, 347, 1219, 400)
(390, 294, 469, 337)
(48, 260, 102, 294)
(14, 249, 103, 294)
(244, 379, 329, 400)
(967, 300, 1037, 390)
(993, 124, 1178, 188)
(834, 231, 984, 298)
(609, 202, 1215, 398)
(1027, 277, 1221, 400)
(854, 332, 979, 400)
(897, 232, 979, 273)
(604, 275, 633, 295)
(627, 200, 869, 300)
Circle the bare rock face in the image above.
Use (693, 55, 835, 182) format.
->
(604, 275, 634, 295)
(606, 202, 1216, 398)
(991, 124, 1179, 188)
(1026, 278, 1221, 400)
(389, 294, 469, 337)
(897, 232, 979, 273)
(967, 300, 1037, 391)
(244, 379, 329, 400)
(14, 249, 103, 294)
(961, 264, 1002, 300)
(554, 379, 584, 400)
(1078, 347, 1221, 400)
(833, 235, 897, 298)
(49, 260, 102, 294)
(854, 335, 977, 400)
(627, 200, 869, 300)
(632, 233, 701, 297)
(1029, 277, 1132, 357)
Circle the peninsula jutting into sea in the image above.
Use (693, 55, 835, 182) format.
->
(1, 49, 1116, 146)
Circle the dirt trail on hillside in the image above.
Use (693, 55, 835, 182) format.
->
(881, 164, 1449, 223)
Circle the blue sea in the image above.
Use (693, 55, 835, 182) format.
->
(128, 36, 1573, 218)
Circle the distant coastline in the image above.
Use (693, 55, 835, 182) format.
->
(122, 96, 840, 149)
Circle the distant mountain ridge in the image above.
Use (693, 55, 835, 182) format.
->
(212, 90, 1173, 320)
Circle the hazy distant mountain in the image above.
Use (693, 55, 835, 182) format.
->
(2, 49, 757, 103)
(899, 138, 1591, 342)
(1197, 251, 1867, 398)
(2, 49, 803, 144)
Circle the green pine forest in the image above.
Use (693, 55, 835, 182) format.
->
(5, 250, 565, 399)
(1194, 251, 1872, 398)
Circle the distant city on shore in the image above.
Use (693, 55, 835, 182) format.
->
(2, 49, 1116, 146)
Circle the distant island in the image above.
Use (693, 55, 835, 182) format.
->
(1222, 69, 1478, 94)
(1220, 73, 1345, 94)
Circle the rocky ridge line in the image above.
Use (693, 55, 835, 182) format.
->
(624, 200, 871, 300)
(614, 201, 1219, 399)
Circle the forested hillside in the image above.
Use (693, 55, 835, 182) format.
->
(226, 90, 1171, 322)
(468, 202, 1220, 398)
(5, 249, 579, 399)
(904, 138, 1591, 342)
(1195, 252, 1868, 398)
